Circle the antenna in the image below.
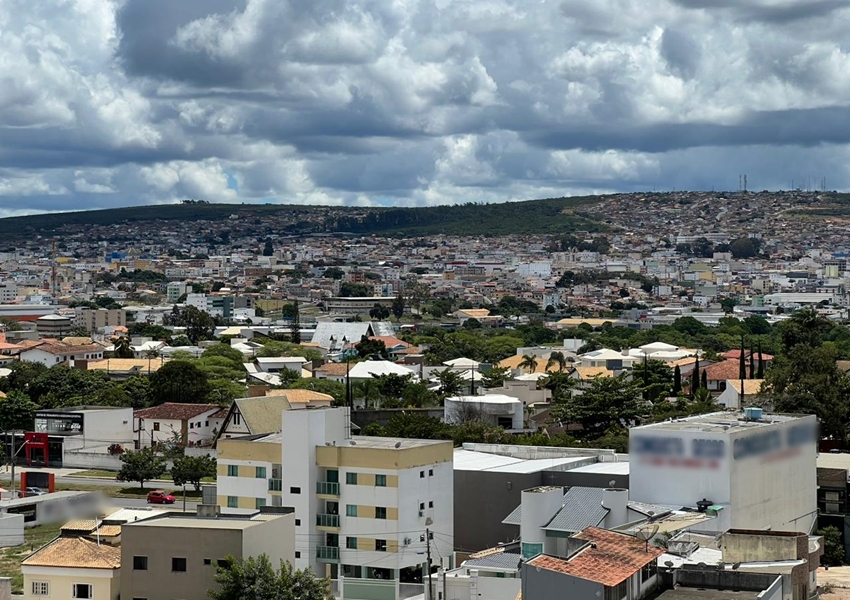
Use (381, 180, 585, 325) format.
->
(635, 524, 660, 551)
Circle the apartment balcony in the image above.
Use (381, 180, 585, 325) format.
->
(316, 481, 340, 498)
(268, 479, 282, 492)
(316, 513, 340, 530)
(316, 546, 340, 563)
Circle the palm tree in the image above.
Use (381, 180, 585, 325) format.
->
(518, 354, 539, 374)
(546, 351, 567, 373)
(114, 336, 133, 359)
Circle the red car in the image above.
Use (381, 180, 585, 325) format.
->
(147, 490, 175, 504)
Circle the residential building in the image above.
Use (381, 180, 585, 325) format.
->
(215, 407, 454, 595)
(74, 308, 127, 333)
(134, 403, 225, 448)
(35, 313, 73, 337)
(19, 342, 104, 367)
(629, 411, 818, 533)
(214, 396, 293, 442)
(444, 395, 524, 430)
(22, 535, 121, 600)
(325, 296, 395, 315)
(120, 509, 295, 600)
(716, 379, 765, 408)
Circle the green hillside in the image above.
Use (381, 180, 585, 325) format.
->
(0, 196, 605, 240)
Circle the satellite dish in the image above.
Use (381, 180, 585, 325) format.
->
(732, 562, 741, 570)
(349, 440, 356, 446)
(394, 441, 402, 448)
(635, 525, 660, 542)
(664, 561, 674, 568)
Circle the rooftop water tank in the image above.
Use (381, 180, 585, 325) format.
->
(744, 407, 763, 420)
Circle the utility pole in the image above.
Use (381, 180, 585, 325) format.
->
(425, 527, 433, 600)
(10, 432, 16, 498)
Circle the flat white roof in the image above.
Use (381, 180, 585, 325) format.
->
(446, 394, 521, 404)
(569, 462, 630, 475)
(632, 411, 811, 434)
(453, 449, 592, 473)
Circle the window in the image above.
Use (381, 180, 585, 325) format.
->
(419, 471, 424, 478)
(227, 496, 238, 508)
(133, 555, 148, 570)
(172, 557, 187, 572)
(255, 466, 266, 478)
(290, 486, 301, 494)
(429, 469, 434, 476)
(227, 465, 238, 477)
(217, 560, 229, 569)
(205, 420, 209, 427)
(256, 498, 266, 509)
(31, 582, 49, 596)
(72, 583, 93, 598)
(295, 551, 301, 559)
(429, 501, 434, 508)
(295, 519, 301, 526)
(346, 472, 358, 485)
(189, 422, 194, 429)
(233, 412, 241, 425)
(153, 422, 160, 431)
(375, 474, 387, 487)
(375, 507, 387, 519)
(204, 558, 212, 565)
(347, 537, 358, 549)
(346, 505, 358, 517)
(419, 502, 425, 510)
(376, 539, 387, 552)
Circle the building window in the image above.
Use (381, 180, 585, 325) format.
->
(31, 582, 49, 596)
(375, 507, 387, 519)
(429, 469, 434, 476)
(429, 501, 434, 508)
(256, 466, 266, 478)
(133, 555, 148, 570)
(290, 486, 301, 494)
(204, 559, 212, 565)
(346, 505, 358, 517)
(375, 474, 387, 487)
(419, 502, 425, 510)
(376, 539, 387, 552)
(420, 471, 424, 478)
(189, 422, 194, 429)
(295, 551, 301, 559)
(227, 496, 238, 508)
(172, 557, 187, 572)
(205, 420, 209, 427)
(256, 498, 266, 509)
(217, 560, 229, 569)
(346, 472, 358, 485)
(347, 537, 357, 549)
(227, 465, 238, 477)
(72, 584, 93, 598)
(153, 422, 160, 431)
(295, 519, 301, 526)
(233, 412, 241, 425)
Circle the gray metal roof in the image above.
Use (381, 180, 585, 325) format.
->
(463, 551, 523, 571)
(543, 487, 607, 533)
(502, 487, 609, 531)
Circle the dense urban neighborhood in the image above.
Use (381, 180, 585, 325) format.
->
(0, 192, 845, 599)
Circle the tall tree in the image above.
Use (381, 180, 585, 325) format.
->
(435, 368, 465, 398)
(756, 341, 765, 379)
(149, 360, 212, 405)
(549, 374, 643, 439)
(738, 336, 747, 381)
(545, 351, 568, 373)
(518, 354, 539, 374)
(114, 336, 134, 359)
(0, 391, 36, 433)
(391, 292, 405, 322)
(690, 356, 700, 399)
(672, 364, 682, 396)
(209, 555, 331, 600)
(701, 369, 708, 389)
(289, 300, 301, 344)
(749, 345, 755, 379)
(116, 447, 166, 489)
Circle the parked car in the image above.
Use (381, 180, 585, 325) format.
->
(24, 487, 46, 497)
(146, 490, 175, 504)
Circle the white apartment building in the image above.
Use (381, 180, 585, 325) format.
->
(216, 407, 454, 597)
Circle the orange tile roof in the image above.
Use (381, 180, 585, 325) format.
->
(526, 527, 664, 587)
(135, 403, 222, 421)
(702, 358, 744, 381)
(22, 536, 121, 569)
(265, 389, 334, 403)
(314, 363, 350, 376)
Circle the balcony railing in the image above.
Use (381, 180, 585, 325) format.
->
(317, 546, 340, 562)
(268, 479, 282, 492)
(316, 513, 340, 528)
(316, 481, 340, 496)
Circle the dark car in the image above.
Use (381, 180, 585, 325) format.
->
(147, 490, 176, 504)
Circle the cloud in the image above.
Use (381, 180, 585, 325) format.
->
(2, 0, 850, 215)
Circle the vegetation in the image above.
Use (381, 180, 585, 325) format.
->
(116, 447, 167, 489)
(0, 523, 63, 594)
(818, 526, 845, 566)
(171, 455, 217, 492)
(209, 555, 332, 600)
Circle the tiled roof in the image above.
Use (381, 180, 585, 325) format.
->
(87, 358, 168, 373)
(573, 366, 614, 379)
(61, 337, 94, 346)
(22, 536, 121, 569)
(314, 363, 350, 376)
(725, 379, 765, 395)
(464, 550, 523, 571)
(61, 519, 98, 533)
(526, 527, 664, 587)
(722, 350, 774, 361)
(210, 407, 229, 419)
(265, 389, 334, 403)
(25, 343, 103, 356)
(233, 396, 291, 434)
(134, 403, 222, 421)
(702, 359, 744, 381)
(497, 354, 559, 373)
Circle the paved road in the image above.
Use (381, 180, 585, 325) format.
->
(110, 496, 200, 511)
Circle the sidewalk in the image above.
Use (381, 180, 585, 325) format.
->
(819, 566, 850, 588)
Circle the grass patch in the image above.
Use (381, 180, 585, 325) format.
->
(0, 523, 62, 594)
(70, 470, 215, 483)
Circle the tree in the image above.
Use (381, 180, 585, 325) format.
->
(546, 351, 568, 373)
(372, 373, 414, 401)
(171, 454, 217, 492)
(149, 360, 212, 405)
(672, 365, 682, 395)
(0, 391, 36, 433)
(749, 345, 755, 379)
(481, 366, 512, 389)
(338, 282, 370, 297)
(209, 554, 331, 600)
(289, 300, 301, 344)
(690, 356, 700, 398)
(287, 379, 347, 405)
(632, 359, 674, 403)
(114, 336, 134, 359)
(355, 335, 388, 359)
(756, 342, 765, 379)
(518, 354, 538, 374)
(817, 526, 845, 567)
(171, 334, 193, 347)
(262, 239, 274, 256)
(549, 374, 643, 439)
(729, 237, 757, 259)
(117, 447, 166, 489)
(739, 336, 747, 381)
(369, 304, 390, 321)
(435, 368, 465, 398)
(323, 267, 344, 280)
(391, 293, 405, 321)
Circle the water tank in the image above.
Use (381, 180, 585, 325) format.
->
(744, 407, 763, 420)
(696, 498, 713, 513)
(520, 487, 563, 558)
(602, 488, 629, 528)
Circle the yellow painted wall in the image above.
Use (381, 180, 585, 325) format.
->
(23, 572, 119, 600)
(316, 443, 452, 470)
(218, 439, 280, 463)
(350, 538, 398, 553)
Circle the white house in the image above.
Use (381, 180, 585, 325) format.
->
(134, 403, 226, 448)
(445, 395, 524, 430)
(20, 343, 104, 367)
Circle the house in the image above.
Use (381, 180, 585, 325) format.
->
(348, 360, 418, 380)
(442, 543, 523, 600)
(521, 527, 664, 600)
(311, 321, 395, 352)
(701, 359, 746, 392)
(717, 379, 765, 408)
(120, 509, 295, 600)
(577, 349, 639, 371)
(134, 403, 224, 448)
(85, 358, 168, 380)
(445, 395, 524, 430)
(19, 342, 104, 367)
(264, 389, 334, 409)
(214, 396, 293, 442)
(22, 535, 121, 600)
(215, 407, 454, 595)
(253, 356, 309, 374)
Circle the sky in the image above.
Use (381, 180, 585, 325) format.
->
(2, 0, 850, 216)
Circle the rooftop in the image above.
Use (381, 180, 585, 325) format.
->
(134, 402, 222, 421)
(631, 411, 810, 433)
(127, 512, 285, 530)
(346, 436, 449, 450)
(655, 590, 761, 600)
(22, 536, 121, 569)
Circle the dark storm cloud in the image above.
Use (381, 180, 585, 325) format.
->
(670, 0, 850, 23)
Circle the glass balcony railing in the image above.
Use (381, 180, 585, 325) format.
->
(316, 481, 340, 495)
(316, 513, 340, 528)
(317, 546, 340, 561)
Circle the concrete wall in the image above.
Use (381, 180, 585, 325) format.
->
(721, 531, 805, 562)
(62, 450, 122, 470)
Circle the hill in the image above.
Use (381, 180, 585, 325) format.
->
(0, 196, 606, 241)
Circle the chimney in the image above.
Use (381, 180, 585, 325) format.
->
(602, 488, 629, 528)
